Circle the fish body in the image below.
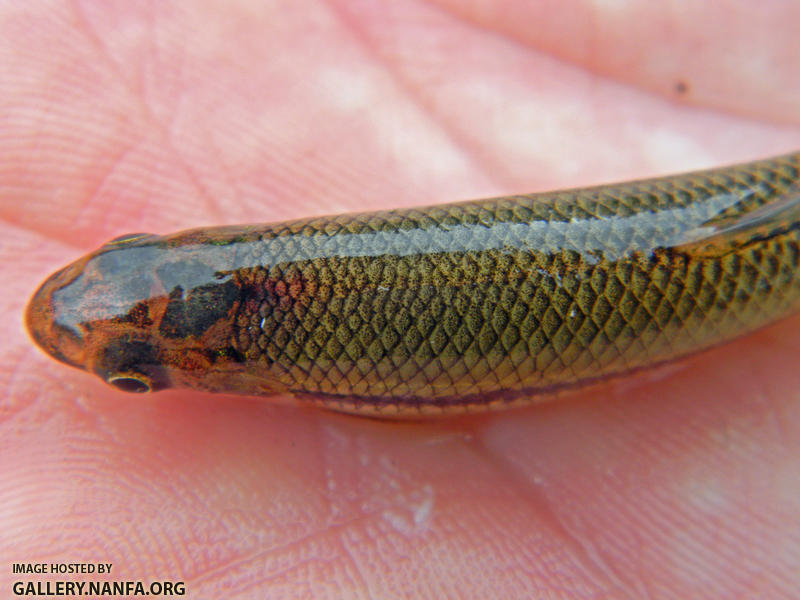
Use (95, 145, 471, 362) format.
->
(26, 152, 800, 415)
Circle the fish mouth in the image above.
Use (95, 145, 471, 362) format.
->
(25, 258, 89, 370)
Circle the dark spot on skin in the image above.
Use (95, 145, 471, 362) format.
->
(125, 301, 153, 327)
(212, 347, 246, 363)
(97, 339, 166, 390)
(100, 339, 158, 371)
(159, 279, 239, 338)
(674, 80, 689, 95)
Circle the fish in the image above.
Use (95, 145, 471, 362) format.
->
(25, 151, 800, 416)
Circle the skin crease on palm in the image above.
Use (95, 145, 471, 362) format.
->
(2, 0, 800, 598)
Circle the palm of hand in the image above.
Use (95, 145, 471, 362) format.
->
(2, 2, 800, 598)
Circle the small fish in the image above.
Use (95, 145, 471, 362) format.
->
(26, 152, 800, 416)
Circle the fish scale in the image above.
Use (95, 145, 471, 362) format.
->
(25, 151, 800, 415)
(222, 155, 800, 409)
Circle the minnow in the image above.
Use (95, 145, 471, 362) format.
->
(26, 152, 800, 416)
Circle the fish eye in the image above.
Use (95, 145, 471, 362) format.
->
(107, 372, 152, 393)
(106, 233, 153, 245)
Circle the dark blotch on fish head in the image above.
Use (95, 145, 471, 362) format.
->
(25, 232, 242, 394)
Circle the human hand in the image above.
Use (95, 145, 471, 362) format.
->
(3, 2, 799, 598)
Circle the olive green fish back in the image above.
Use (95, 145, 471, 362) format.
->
(226, 153, 800, 406)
